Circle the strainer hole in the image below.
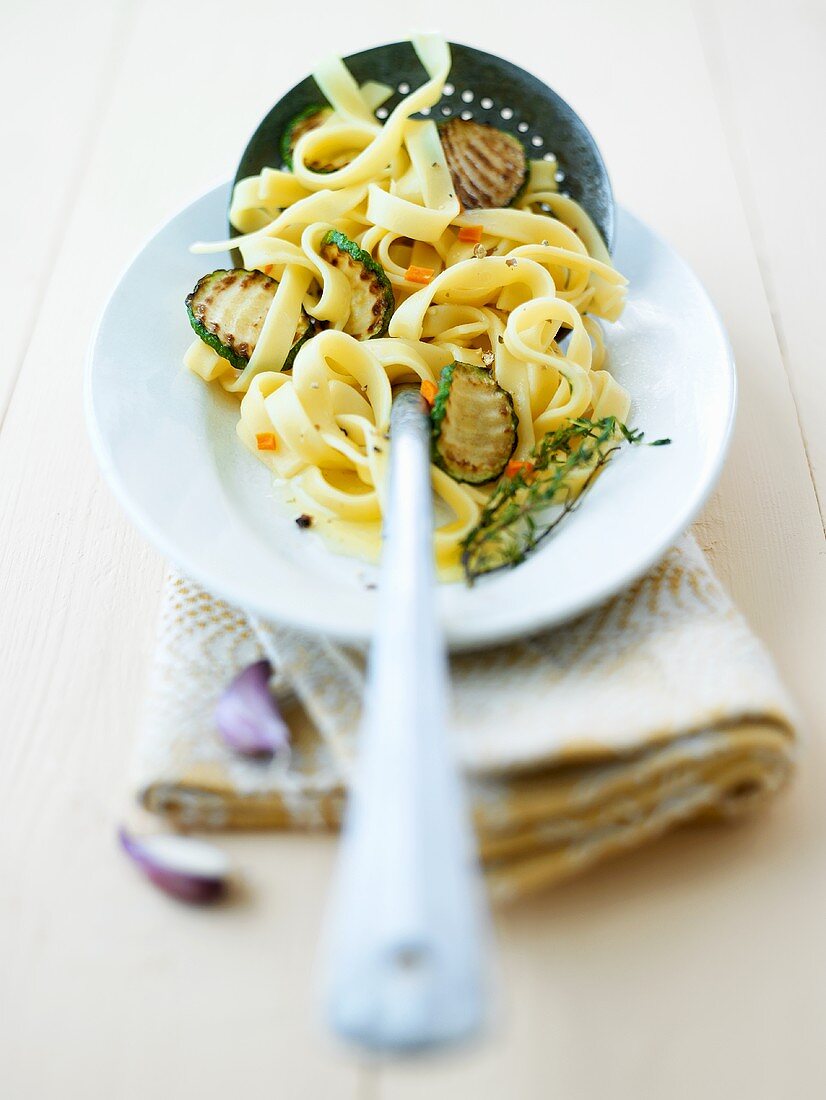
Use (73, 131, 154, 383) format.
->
(480, 96, 493, 109)
(461, 109, 473, 120)
(441, 104, 452, 116)
(555, 169, 565, 182)
(420, 106, 431, 116)
(531, 135, 544, 147)
(398, 82, 410, 94)
(543, 151, 556, 161)
(443, 83, 454, 96)
(517, 121, 529, 133)
(376, 107, 388, 120)
(461, 89, 474, 103)
(500, 107, 514, 120)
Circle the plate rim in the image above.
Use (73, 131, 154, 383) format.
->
(85, 183, 736, 651)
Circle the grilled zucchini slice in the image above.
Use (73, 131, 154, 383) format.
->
(320, 230, 395, 339)
(431, 362, 518, 484)
(281, 105, 332, 169)
(439, 119, 527, 210)
(186, 268, 315, 371)
(281, 105, 355, 173)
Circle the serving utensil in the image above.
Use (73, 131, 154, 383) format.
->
(232, 40, 614, 253)
(323, 388, 488, 1050)
(231, 40, 615, 1052)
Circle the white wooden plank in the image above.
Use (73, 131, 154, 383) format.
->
(696, 0, 826, 521)
(0, 0, 367, 1095)
(1, 0, 131, 419)
(374, 0, 826, 1095)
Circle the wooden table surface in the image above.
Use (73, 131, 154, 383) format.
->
(3, 1, 825, 1095)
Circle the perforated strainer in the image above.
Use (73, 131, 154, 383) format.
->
(229, 42, 615, 1056)
(232, 39, 615, 250)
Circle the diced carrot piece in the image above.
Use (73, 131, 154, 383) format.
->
(457, 224, 484, 243)
(505, 459, 534, 479)
(405, 264, 435, 284)
(256, 432, 277, 451)
(420, 380, 438, 407)
(260, 264, 274, 275)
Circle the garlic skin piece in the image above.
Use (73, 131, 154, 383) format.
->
(214, 659, 290, 758)
(119, 829, 229, 904)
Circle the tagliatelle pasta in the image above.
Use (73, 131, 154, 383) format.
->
(184, 34, 631, 577)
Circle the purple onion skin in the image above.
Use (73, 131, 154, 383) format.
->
(215, 659, 289, 758)
(119, 830, 227, 905)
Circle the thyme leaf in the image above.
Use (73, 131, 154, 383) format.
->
(461, 417, 667, 583)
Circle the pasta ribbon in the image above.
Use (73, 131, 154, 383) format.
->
(185, 34, 631, 576)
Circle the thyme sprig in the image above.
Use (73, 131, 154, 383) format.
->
(461, 417, 669, 583)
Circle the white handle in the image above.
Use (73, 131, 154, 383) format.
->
(323, 389, 489, 1052)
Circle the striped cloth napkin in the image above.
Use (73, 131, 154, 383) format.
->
(133, 535, 797, 901)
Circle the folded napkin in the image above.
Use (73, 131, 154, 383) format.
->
(134, 535, 797, 901)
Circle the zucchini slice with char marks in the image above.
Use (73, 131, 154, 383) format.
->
(281, 105, 353, 173)
(439, 119, 526, 210)
(431, 361, 518, 484)
(186, 268, 315, 372)
(281, 105, 332, 169)
(320, 230, 395, 339)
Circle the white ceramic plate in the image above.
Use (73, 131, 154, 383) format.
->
(86, 184, 735, 650)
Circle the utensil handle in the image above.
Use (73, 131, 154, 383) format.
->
(324, 389, 488, 1052)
